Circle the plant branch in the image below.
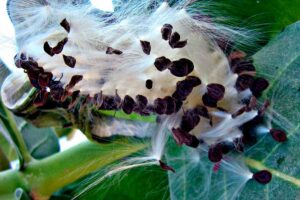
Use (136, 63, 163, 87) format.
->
(0, 139, 148, 200)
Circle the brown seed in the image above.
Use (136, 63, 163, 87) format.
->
(253, 170, 272, 184)
(154, 98, 167, 114)
(44, 42, 54, 56)
(173, 40, 187, 48)
(194, 105, 210, 119)
(202, 93, 218, 107)
(34, 90, 49, 107)
(186, 76, 202, 87)
(161, 24, 173, 40)
(171, 128, 200, 148)
(269, 129, 287, 142)
(106, 47, 123, 55)
(169, 32, 180, 48)
(38, 72, 53, 88)
(207, 83, 225, 101)
(235, 74, 254, 91)
(122, 95, 136, 114)
(140, 40, 151, 55)
(169, 58, 194, 77)
(52, 38, 68, 54)
(250, 77, 269, 97)
(154, 56, 171, 71)
(159, 160, 175, 173)
(164, 96, 177, 115)
(63, 55, 76, 68)
(180, 109, 201, 132)
(60, 18, 70, 33)
(65, 75, 83, 91)
(208, 145, 223, 163)
(231, 60, 256, 74)
(135, 95, 148, 110)
(232, 106, 246, 118)
(145, 79, 153, 89)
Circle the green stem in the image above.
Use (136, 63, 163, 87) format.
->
(0, 100, 32, 168)
(0, 139, 148, 200)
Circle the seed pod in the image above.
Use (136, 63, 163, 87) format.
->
(250, 77, 269, 97)
(253, 170, 272, 184)
(171, 128, 200, 148)
(106, 47, 123, 55)
(60, 18, 70, 33)
(38, 72, 53, 88)
(208, 144, 223, 163)
(235, 74, 254, 91)
(269, 129, 287, 142)
(202, 93, 218, 107)
(140, 40, 151, 55)
(122, 95, 135, 114)
(168, 58, 194, 77)
(161, 24, 173, 40)
(65, 75, 83, 91)
(206, 83, 225, 101)
(63, 55, 76, 68)
(154, 56, 171, 71)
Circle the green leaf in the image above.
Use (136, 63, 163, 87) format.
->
(166, 21, 300, 200)
(20, 123, 60, 159)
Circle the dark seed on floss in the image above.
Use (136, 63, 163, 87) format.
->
(154, 56, 171, 71)
(174, 99, 183, 112)
(161, 24, 173, 40)
(52, 38, 68, 54)
(169, 32, 180, 48)
(60, 18, 70, 33)
(50, 86, 65, 102)
(171, 128, 200, 148)
(270, 129, 287, 142)
(27, 66, 44, 81)
(93, 92, 103, 108)
(228, 50, 246, 62)
(208, 145, 223, 163)
(163, 96, 177, 115)
(206, 83, 225, 101)
(140, 40, 151, 55)
(106, 47, 123, 55)
(231, 60, 256, 74)
(101, 95, 119, 110)
(185, 76, 201, 87)
(122, 95, 136, 114)
(65, 75, 83, 91)
(232, 106, 246, 118)
(253, 170, 272, 184)
(63, 55, 76, 68)
(180, 109, 201, 132)
(173, 40, 187, 48)
(154, 98, 167, 114)
(44, 41, 54, 56)
(235, 74, 254, 91)
(202, 93, 218, 107)
(250, 77, 269, 97)
(217, 142, 235, 154)
(68, 90, 80, 109)
(172, 79, 194, 101)
(38, 72, 53, 88)
(34, 90, 49, 107)
(168, 58, 194, 77)
(135, 95, 148, 110)
(194, 105, 210, 119)
(159, 160, 175, 173)
(145, 79, 153, 89)
(21, 60, 39, 71)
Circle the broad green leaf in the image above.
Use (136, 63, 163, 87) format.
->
(166, 21, 300, 200)
(20, 123, 60, 159)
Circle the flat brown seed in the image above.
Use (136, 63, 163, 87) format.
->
(154, 56, 171, 71)
(140, 40, 151, 55)
(63, 55, 76, 68)
(38, 72, 53, 88)
(60, 18, 70, 33)
(66, 75, 83, 90)
(145, 79, 153, 89)
(159, 160, 175, 173)
(52, 38, 68, 54)
(106, 47, 123, 55)
(169, 58, 194, 77)
(161, 24, 173, 40)
(169, 32, 180, 48)
(44, 42, 54, 56)
(207, 83, 225, 101)
(173, 40, 187, 48)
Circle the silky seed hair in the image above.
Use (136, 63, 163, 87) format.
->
(4, 0, 287, 190)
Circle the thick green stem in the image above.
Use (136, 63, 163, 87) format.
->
(0, 100, 32, 168)
(0, 139, 148, 200)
